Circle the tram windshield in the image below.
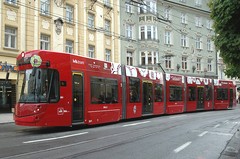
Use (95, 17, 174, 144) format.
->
(18, 68, 59, 103)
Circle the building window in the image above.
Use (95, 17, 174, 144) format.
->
(5, 26, 17, 49)
(164, 8, 171, 20)
(140, 26, 145, 40)
(207, 59, 212, 72)
(125, 2, 132, 13)
(88, 13, 95, 29)
(195, 16, 202, 27)
(165, 56, 172, 69)
(207, 39, 212, 51)
(141, 51, 158, 66)
(138, 0, 156, 14)
(88, 45, 95, 58)
(141, 52, 146, 65)
(153, 52, 158, 64)
(105, 49, 111, 61)
(40, 34, 50, 50)
(182, 56, 187, 70)
(147, 26, 151, 39)
(195, 36, 201, 49)
(206, 19, 212, 30)
(197, 58, 201, 71)
(126, 23, 133, 39)
(181, 13, 187, 24)
(66, 40, 73, 53)
(5, 0, 17, 5)
(105, 19, 111, 34)
(180, 34, 187, 47)
(127, 51, 133, 66)
(139, 26, 157, 40)
(66, 4, 73, 23)
(164, 31, 171, 45)
(40, 0, 50, 16)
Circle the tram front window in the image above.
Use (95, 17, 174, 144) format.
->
(18, 68, 59, 103)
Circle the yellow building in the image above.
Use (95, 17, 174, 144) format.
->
(0, 0, 120, 113)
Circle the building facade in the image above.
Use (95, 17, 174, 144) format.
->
(0, 0, 120, 113)
(120, 0, 217, 78)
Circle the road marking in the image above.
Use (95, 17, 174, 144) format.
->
(198, 131, 208, 137)
(214, 124, 220, 128)
(174, 142, 192, 153)
(169, 115, 187, 119)
(223, 120, 229, 124)
(23, 132, 88, 144)
(208, 132, 233, 136)
(122, 121, 150, 127)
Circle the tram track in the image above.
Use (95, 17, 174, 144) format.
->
(1, 109, 240, 159)
(2, 122, 182, 159)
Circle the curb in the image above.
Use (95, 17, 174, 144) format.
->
(219, 128, 240, 159)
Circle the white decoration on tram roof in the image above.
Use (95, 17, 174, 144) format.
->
(182, 76, 184, 83)
(214, 79, 219, 86)
(149, 70, 156, 80)
(166, 73, 170, 81)
(110, 63, 121, 75)
(156, 72, 162, 80)
(196, 79, 201, 85)
(104, 63, 108, 69)
(126, 66, 137, 77)
(187, 77, 193, 84)
(204, 78, 209, 85)
(138, 68, 148, 77)
(192, 77, 196, 83)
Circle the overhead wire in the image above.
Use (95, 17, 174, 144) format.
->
(0, 1, 215, 56)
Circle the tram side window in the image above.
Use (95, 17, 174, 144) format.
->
(188, 87, 196, 101)
(91, 77, 118, 104)
(155, 84, 163, 102)
(205, 86, 212, 101)
(217, 88, 228, 100)
(49, 70, 60, 102)
(169, 86, 183, 101)
(129, 78, 140, 103)
(105, 79, 118, 104)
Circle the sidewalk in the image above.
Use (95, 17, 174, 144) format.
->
(220, 126, 240, 159)
(0, 113, 14, 124)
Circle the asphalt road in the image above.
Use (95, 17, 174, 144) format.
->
(1, 107, 240, 159)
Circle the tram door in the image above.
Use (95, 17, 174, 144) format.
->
(197, 87, 204, 109)
(142, 81, 153, 115)
(72, 72, 84, 123)
(229, 89, 233, 108)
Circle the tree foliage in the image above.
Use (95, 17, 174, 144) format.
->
(209, 0, 240, 78)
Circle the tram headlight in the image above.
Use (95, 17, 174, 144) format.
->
(34, 105, 42, 113)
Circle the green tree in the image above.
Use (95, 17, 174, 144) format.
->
(209, 0, 240, 78)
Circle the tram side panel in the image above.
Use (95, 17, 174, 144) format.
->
(165, 74, 185, 114)
(80, 59, 123, 125)
(213, 79, 234, 110)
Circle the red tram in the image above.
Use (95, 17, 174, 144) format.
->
(213, 79, 236, 110)
(14, 50, 237, 127)
(185, 76, 213, 112)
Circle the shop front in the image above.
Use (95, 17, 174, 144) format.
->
(0, 62, 17, 113)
